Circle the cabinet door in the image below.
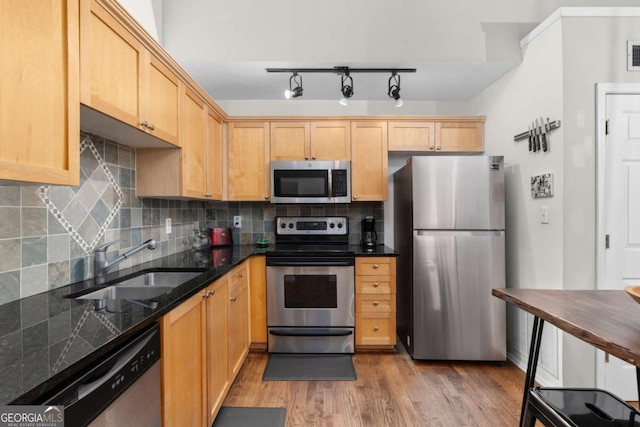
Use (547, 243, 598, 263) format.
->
(205, 278, 229, 426)
(310, 121, 351, 160)
(351, 121, 388, 201)
(435, 122, 484, 152)
(228, 122, 270, 201)
(181, 88, 206, 198)
(206, 108, 224, 200)
(81, 0, 142, 129)
(0, 0, 79, 185)
(228, 264, 249, 379)
(388, 121, 436, 152)
(161, 292, 206, 427)
(270, 122, 310, 160)
(145, 55, 180, 146)
(249, 255, 267, 347)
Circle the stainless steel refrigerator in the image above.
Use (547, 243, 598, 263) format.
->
(394, 156, 506, 360)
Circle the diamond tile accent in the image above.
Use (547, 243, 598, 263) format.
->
(38, 136, 123, 254)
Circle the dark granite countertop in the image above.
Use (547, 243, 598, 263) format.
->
(0, 244, 396, 405)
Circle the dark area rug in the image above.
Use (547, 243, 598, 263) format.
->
(212, 407, 286, 427)
(262, 353, 357, 381)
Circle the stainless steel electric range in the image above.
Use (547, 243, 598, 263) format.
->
(266, 216, 355, 353)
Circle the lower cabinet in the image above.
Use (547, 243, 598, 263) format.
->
(161, 259, 250, 426)
(355, 257, 397, 349)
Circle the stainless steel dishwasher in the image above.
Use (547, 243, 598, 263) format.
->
(44, 323, 161, 427)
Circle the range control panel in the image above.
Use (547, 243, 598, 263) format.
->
(276, 217, 348, 236)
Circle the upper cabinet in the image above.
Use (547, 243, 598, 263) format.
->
(228, 122, 271, 201)
(135, 90, 223, 200)
(80, 0, 180, 147)
(270, 121, 351, 161)
(0, 0, 80, 185)
(388, 118, 484, 152)
(351, 121, 388, 201)
(435, 121, 484, 152)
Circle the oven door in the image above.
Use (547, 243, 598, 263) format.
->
(266, 258, 355, 353)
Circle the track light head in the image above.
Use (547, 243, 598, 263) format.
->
(388, 72, 403, 107)
(284, 72, 303, 99)
(339, 73, 354, 106)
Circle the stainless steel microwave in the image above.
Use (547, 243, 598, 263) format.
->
(270, 160, 351, 203)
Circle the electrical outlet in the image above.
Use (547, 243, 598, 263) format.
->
(233, 215, 242, 228)
(165, 218, 172, 234)
(540, 206, 549, 224)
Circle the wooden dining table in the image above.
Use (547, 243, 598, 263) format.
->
(492, 288, 640, 427)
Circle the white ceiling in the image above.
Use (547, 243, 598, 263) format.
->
(120, 0, 640, 103)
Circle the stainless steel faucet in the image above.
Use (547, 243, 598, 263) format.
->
(94, 238, 157, 282)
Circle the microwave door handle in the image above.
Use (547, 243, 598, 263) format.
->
(328, 170, 333, 199)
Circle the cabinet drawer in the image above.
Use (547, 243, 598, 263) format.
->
(356, 294, 395, 313)
(229, 262, 248, 295)
(355, 257, 395, 276)
(356, 312, 396, 346)
(356, 277, 393, 295)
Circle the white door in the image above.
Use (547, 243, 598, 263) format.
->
(601, 92, 640, 399)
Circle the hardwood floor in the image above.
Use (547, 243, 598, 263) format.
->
(223, 345, 526, 426)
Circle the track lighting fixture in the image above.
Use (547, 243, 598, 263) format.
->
(388, 72, 403, 107)
(339, 73, 354, 106)
(284, 72, 303, 99)
(267, 67, 415, 103)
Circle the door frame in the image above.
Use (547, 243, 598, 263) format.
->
(595, 83, 640, 389)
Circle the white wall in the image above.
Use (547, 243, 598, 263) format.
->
(117, 0, 163, 42)
(216, 100, 439, 116)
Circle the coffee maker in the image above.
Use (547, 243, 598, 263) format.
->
(360, 217, 378, 249)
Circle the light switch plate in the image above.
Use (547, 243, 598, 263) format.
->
(165, 218, 172, 234)
(540, 206, 549, 224)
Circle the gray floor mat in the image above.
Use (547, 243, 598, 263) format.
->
(212, 407, 286, 427)
(262, 353, 357, 381)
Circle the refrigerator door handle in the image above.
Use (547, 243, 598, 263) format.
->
(415, 230, 504, 237)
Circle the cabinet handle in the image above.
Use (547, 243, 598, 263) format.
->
(373, 282, 379, 287)
(353, 195, 358, 200)
(265, 195, 269, 200)
(238, 273, 243, 278)
(203, 290, 210, 298)
(437, 146, 441, 150)
(373, 264, 379, 269)
(148, 123, 155, 131)
(373, 301, 379, 306)
(312, 156, 316, 160)
(305, 157, 309, 160)
(430, 145, 435, 150)
(230, 296, 237, 302)
(141, 120, 149, 128)
(373, 326, 379, 332)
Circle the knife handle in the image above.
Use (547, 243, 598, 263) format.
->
(542, 133, 548, 152)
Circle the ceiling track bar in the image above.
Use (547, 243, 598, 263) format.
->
(266, 67, 417, 75)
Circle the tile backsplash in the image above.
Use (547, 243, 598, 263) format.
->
(0, 132, 383, 305)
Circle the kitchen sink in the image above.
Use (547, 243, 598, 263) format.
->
(72, 271, 204, 300)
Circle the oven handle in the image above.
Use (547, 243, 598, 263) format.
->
(269, 328, 353, 337)
(266, 258, 354, 267)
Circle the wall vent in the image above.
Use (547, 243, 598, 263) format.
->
(628, 41, 640, 71)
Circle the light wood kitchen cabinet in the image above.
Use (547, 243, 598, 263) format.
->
(228, 261, 250, 378)
(204, 277, 229, 426)
(135, 93, 223, 200)
(162, 260, 251, 425)
(270, 121, 351, 161)
(351, 121, 388, 201)
(387, 121, 436, 151)
(249, 255, 267, 349)
(160, 291, 206, 427)
(388, 120, 484, 152)
(228, 122, 271, 201)
(80, 0, 180, 146)
(181, 88, 207, 198)
(435, 121, 484, 152)
(0, 0, 79, 185)
(355, 257, 397, 349)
